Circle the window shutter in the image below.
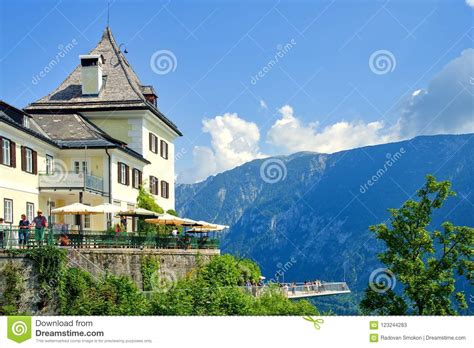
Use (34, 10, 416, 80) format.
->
(155, 136, 158, 154)
(118, 162, 122, 183)
(0, 137, 3, 164)
(149, 176, 153, 193)
(10, 141, 16, 168)
(21, 146, 26, 171)
(132, 169, 136, 188)
(149, 133, 152, 151)
(32, 150, 37, 174)
(139, 171, 142, 187)
(125, 165, 130, 185)
(160, 140, 168, 159)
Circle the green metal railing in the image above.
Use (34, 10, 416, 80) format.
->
(0, 228, 219, 250)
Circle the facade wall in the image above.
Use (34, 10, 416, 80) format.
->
(142, 114, 177, 211)
(85, 110, 178, 212)
(0, 124, 58, 224)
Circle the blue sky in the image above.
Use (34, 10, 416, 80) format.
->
(1, 0, 473, 183)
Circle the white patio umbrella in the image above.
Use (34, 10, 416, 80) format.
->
(91, 203, 123, 214)
(51, 203, 101, 215)
(144, 213, 188, 226)
(196, 221, 229, 231)
(118, 208, 160, 217)
(187, 221, 229, 232)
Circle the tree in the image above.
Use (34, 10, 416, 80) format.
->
(136, 186, 163, 213)
(136, 186, 163, 233)
(360, 175, 473, 315)
(149, 254, 318, 315)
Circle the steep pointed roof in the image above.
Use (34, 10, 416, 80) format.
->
(25, 27, 181, 136)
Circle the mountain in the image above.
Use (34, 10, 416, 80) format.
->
(176, 134, 474, 313)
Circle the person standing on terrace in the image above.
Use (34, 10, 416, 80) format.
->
(18, 214, 30, 249)
(33, 210, 48, 246)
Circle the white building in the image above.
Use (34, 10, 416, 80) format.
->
(0, 27, 182, 231)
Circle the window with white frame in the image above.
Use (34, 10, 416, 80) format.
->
(25, 148, 33, 173)
(4, 199, 13, 223)
(84, 214, 91, 229)
(132, 168, 142, 189)
(2, 138, 11, 166)
(149, 133, 158, 154)
(23, 117, 30, 128)
(26, 202, 34, 222)
(118, 162, 129, 185)
(160, 140, 169, 159)
(74, 160, 88, 174)
(161, 180, 169, 199)
(46, 155, 53, 174)
(80, 203, 91, 229)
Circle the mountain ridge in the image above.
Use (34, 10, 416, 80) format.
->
(176, 133, 474, 313)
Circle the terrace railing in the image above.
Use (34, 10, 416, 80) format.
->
(38, 171, 104, 194)
(0, 228, 219, 250)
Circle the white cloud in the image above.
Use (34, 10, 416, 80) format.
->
(177, 146, 217, 185)
(466, 0, 474, 8)
(267, 105, 395, 154)
(260, 99, 268, 110)
(178, 50, 474, 183)
(178, 113, 266, 183)
(396, 48, 474, 138)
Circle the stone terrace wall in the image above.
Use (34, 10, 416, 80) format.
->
(0, 248, 220, 314)
(66, 248, 220, 290)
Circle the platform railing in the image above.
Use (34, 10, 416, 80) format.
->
(242, 282, 350, 298)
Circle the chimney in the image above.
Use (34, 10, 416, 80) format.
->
(80, 54, 104, 95)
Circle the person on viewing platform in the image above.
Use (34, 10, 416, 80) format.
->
(291, 282, 296, 295)
(18, 214, 30, 249)
(33, 210, 48, 246)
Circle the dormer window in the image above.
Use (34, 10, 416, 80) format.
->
(144, 93, 157, 107)
(23, 116, 30, 128)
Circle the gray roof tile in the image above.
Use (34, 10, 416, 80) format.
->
(25, 27, 181, 136)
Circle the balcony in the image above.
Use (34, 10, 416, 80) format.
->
(39, 171, 104, 194)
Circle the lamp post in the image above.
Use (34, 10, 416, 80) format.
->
(47, 197, 53, 245)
